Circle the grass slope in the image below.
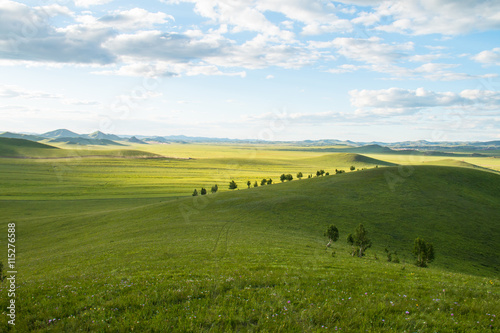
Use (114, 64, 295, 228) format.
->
(49, 137, 125, 146)
(298, 152, 397, 168)
(0, 138, 162, 159)
(427, 159, 499, 174)
(0, 165, 498, 331)
(0, 137, 59, 157)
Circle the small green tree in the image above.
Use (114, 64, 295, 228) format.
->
(384, 246, 398, 262)
(200, 188, 207, 195)
(261, 178, 267, 186)
(280, 174, 286, 182)
(347, 224, 372, 257)
(324, 225, 339, 249)
(285, 174, 293, 181)
(253, 181, 258, 187)
(247, 180, 251, 188)
(192, 189, 198, 196)
(211, 184, 218, 193)
(297, 172, 303, 179)
(412, 238, 435, 267)
(229, 180, 238, 190)
(267, 178, 273, 185)
(350, 165, 355, 171)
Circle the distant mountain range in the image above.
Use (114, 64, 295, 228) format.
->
(0, 129, 499, 151)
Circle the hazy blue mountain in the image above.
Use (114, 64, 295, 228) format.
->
(41, 129, 81, 138)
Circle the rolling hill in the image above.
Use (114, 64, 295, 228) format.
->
(199, 165, 498, 275)
(48, 137, 124, 146)
(1, 160, 498, 331)
(0, 137, 164, 159)
(298, 152, 397, 168)
(0, 137, 59, 157)
(127, 136, 147, 144)
(0, 131, 45, 141)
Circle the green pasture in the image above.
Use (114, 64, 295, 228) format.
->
(0, 141, 498, 331)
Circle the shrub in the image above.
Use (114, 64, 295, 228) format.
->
(347, 224, 372, 257)
(412, 237, 435, 267)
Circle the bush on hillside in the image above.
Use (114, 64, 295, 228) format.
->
(347, 224, 372, 257)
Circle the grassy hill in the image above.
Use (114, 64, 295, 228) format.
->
(49, 137, 125, 146)
(298, 152, 397, 168)
(0, 137, 163, 159)
(0, 164, 498, 331)
(426, 159, 499, 173)
(281, 144, 497, 158)
(0, 137, 59, 157)
(0, 131, 45, 141)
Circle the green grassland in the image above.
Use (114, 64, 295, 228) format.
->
(0, 140, 499, 331)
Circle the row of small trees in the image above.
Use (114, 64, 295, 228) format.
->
(191, 166, 359, 196)
(325, 224, 435, 267)
(192, 184, 218, 196)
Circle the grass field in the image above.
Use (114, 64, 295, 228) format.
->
(0, 140, 498, 331)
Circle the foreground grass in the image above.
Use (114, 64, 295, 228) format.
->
(0, 193, 498, 332)
(2, 246, 498, 332)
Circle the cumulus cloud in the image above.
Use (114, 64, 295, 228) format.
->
(98, 8, 174, 31)
(0, 1, 115, 64)
(93, 61, 246, 78)
(180, 0, 294, 40)
(256, 0, 352, 35)
(472, 48, 500, 66)
(360, 0, 500, 35)
(349, 87, 500, 116)
(74, 0, 114, 8)
(311, 37, 413, 64)
(103, 30, 229, 62)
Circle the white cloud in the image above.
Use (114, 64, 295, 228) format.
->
(408, 53, 445, 63)
(98, 8, 174, 31)
(349, 87, 500, 116)
(0, 1, 115, 64)
(257, 0, 352, 35)
(311, 37, 413, 64)
(103, 30, 229, 62)
(472, 48, 500, 66)
(364, 0, 500, 35)
(181, 0, 293, 40)
(74, 0, 114, 8)
(93, 60, 246, 78)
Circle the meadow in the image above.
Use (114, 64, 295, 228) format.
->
(0, 140, 498, 331)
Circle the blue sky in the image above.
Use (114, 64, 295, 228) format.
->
(1, 0, 499, 142)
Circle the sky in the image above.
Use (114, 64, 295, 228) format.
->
(1, 0, 499, 142)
